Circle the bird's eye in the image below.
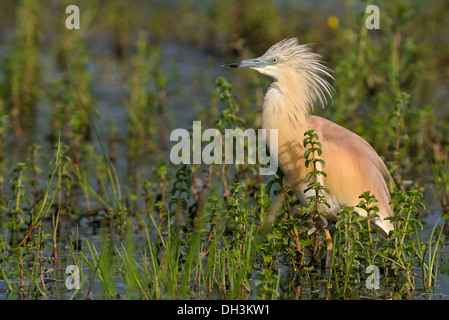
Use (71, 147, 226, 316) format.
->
(272, 57, 278, 63)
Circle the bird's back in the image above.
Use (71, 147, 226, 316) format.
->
(301, 115, 394, 236)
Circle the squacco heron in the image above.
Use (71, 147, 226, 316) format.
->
(222, 38, 394, 237)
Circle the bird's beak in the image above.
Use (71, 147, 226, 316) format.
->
(221, 58, 264, 69)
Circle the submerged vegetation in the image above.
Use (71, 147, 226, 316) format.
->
(0, 0, 449, 300)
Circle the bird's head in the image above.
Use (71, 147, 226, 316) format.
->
(222, 38, 334, 106)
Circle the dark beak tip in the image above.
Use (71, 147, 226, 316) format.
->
(221, 62, 240, 68)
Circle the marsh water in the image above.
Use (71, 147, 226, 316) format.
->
(1, 38, 448, 300)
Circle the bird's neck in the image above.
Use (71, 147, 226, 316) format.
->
(261, 77, 312, 134)
(261, 79, 313, 186)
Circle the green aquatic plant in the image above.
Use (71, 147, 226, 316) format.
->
(1, 0, 40, 137)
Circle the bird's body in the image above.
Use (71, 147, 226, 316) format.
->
(223, 38, 394, 237)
